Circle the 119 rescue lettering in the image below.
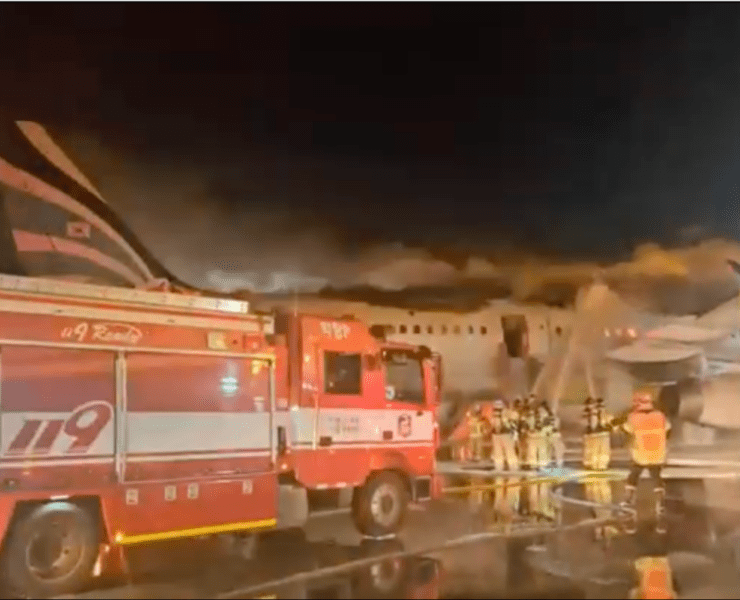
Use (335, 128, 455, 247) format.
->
(5, 401, 112, 456)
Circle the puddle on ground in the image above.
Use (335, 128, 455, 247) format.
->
(42, 478, 740, 599)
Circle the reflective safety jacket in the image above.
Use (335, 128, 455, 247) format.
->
(550, 414, 561, 433)
(629, 556, 677, 599)
(491, 411, 514, 434)
(522, 409, 538, 435)
(596, 407, 613, 432)
(621, 409, 671, 466)
(537, 406, 553, 435)
(468, 414, 488, 439)
(583, 404, 598, 434)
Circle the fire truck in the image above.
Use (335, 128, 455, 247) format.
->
(0, 275, 441, 597)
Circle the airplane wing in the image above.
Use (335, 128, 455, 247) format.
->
(606, 341, 702, 364)
(644, 323, 732, 344)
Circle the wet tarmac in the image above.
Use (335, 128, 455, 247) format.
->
(48, 477, 740, 600)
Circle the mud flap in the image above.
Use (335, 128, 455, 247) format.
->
(276, 485, 309, 530)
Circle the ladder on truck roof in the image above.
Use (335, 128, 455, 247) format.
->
(0, 273, 251, 315)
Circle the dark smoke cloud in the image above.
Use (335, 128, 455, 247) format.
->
(60, 129, 740, 315)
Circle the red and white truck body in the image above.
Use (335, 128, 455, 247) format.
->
(0, 275, 440, 596)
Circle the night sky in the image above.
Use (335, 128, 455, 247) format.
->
(2, 3, 740, 290)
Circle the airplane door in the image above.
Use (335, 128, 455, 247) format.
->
(501, 315, 529, 396)
(501, 315, 529, 358)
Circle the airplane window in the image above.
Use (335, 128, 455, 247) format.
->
(427, 325, 433, 334)
(453, 325, 461, 334)
(441, 325, 448, 334)
(555, 326, 563, 336)
(502, 315, 527, 358)
(413, 325, 421, 334)
(399, 325, 407, 334)
(481, 326, 487, 335)
(468, 325, 474, 334)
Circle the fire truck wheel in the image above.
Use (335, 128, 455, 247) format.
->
(3, 502, 99, 597)
(353, 471, 409, 537)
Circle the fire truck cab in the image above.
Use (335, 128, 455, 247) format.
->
(0, 275, 440, 597)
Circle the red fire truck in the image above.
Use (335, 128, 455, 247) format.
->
(0, 275, 441, 597)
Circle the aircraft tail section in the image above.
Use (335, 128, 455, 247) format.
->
(0, 118, 186, 288)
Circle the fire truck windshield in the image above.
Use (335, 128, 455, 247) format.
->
(383, 350, 425, 404)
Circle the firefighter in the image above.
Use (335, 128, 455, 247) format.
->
(510, 397, 523, 461)
(521, 402, 540, 470)
(537, 400, 554, 469)
(594, 397, 613, 471)
(616, 386, 671, 534)
(542, 400, 565, 468)
(491, 399, 519, 472)
(582, 396, 598, 470)
(467, 403, 488, 462)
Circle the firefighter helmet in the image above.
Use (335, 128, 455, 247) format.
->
(633, 385, 657, 410)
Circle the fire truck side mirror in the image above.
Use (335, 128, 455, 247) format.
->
(363, 354, 380, 371)
(369, 324, 387, 340)
(417, 345, 432, 360)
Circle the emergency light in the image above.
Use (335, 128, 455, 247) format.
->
(220, 376, 239, 396)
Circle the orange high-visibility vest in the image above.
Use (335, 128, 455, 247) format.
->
(623, 410, 670, 466)
(630, 556, 676, 599)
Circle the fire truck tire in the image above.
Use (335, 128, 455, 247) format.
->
(352, 471, 409, 537)
(3, 502, 99, 597)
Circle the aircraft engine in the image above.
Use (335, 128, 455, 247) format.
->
(605, 352, 740, 439)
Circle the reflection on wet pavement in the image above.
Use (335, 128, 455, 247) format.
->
(47, 478, 740, 600)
